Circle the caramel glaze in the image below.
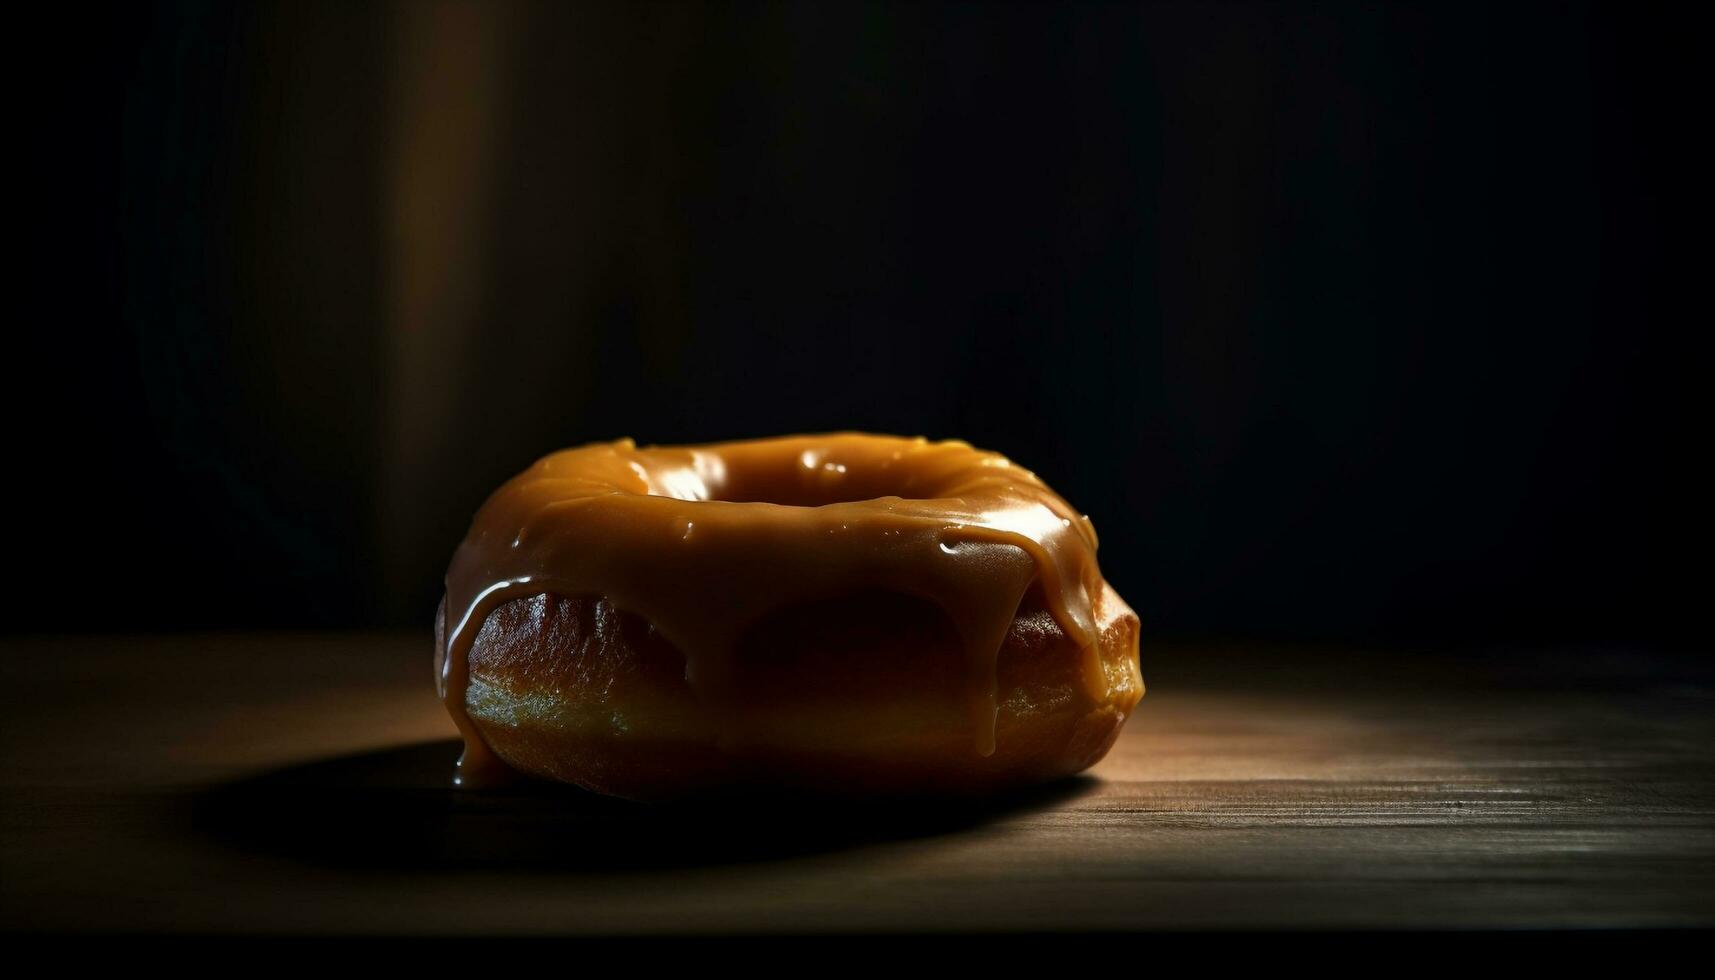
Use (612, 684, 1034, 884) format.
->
(436, 433, 1129, 788)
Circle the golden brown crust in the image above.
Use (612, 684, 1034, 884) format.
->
(444, 584, 1141, 800)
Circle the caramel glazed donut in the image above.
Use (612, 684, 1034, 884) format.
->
(435, 433, 1142, 799)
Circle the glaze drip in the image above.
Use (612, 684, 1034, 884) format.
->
(437, 433, 1114, 787)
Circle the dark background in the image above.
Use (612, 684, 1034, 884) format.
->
(15, 1, 1705, 652)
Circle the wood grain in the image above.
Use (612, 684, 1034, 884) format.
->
(2, 633, 1711, 934)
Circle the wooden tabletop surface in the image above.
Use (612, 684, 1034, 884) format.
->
(3, 632, 1711, 935)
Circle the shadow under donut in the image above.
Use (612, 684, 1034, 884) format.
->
(190, 739, 1096, 871)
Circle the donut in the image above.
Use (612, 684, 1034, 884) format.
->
(435, 433, 1142, 799)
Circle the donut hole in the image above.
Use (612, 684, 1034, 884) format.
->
(710, 482, 896, 507)
(699, 447, 940, 507)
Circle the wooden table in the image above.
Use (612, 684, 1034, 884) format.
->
(3, 633, 1711, 936)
